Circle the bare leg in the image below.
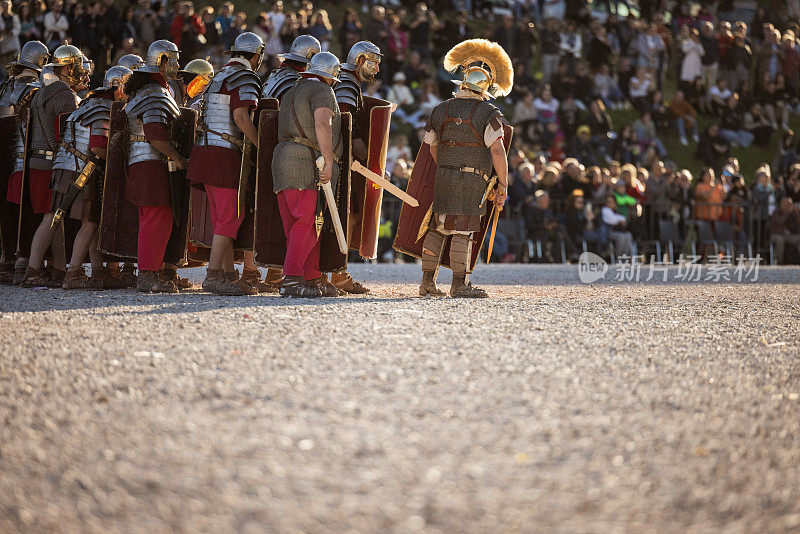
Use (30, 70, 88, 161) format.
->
(208, 234, 233, 272)
(28, 212, 58, 270)
(69, 217, 98, 269)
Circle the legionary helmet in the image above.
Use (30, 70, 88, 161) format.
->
(100, 65, 133, 91)
(279, 35, 321, 64)
(12, 40, 49, 72)
(343, 41, 382, 82)
(44, 45, 87, 85)
(139, 40, 180, 80)
(302, 51, 340, 83)
(443, 39, 514, 100)
(179, 58, 214, 99)
(117, 54, 144, 70)
(227, 32, 265, 70)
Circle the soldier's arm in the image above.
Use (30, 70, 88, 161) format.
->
(490, 137, 508, 206)
(229, 86, 258, 146)
(144, 123, 187, 170)
(314, 107, 334, 184)
(233, 107, 258, 146)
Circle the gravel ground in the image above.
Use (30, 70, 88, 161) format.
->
(1, 263, 799, 533)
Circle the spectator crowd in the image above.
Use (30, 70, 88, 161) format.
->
(3, 0, 800, 264)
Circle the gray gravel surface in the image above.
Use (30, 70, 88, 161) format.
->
(1, 264, 799, 533)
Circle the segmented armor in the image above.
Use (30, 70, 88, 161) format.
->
(333, 69, 362, 112)
(52, 97, 112, 172)
(261, 65, 301, 101)
(0, 73, 40, 176)
(196, 63, 260, 151)
(124, 83, 180, 165)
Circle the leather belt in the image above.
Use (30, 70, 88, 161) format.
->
(282, 136, 341, 165)
(130, 134, 147, 143)
(440, 140, 483, 148)
(441, 165, 489, 182)
(15, 151, 24, 159)
(32, 149, 53, 160)
(60, 141, 100, 166)
(196, 121, 244, 148)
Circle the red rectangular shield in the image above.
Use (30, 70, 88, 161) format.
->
(163, 107, 197, 265)
(253, 99, 284, 267)
(349, 95, 391, 260)
(393, 124, 513, 271)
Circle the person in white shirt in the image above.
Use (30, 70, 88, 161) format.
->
(43, 0, 68, 51)
(707, 79, 732, 117)
(601, 194, 633, 255)
(265, 1, 286, 58)
(0, 0, 21, 62)
(386, 71, 416, 124)
(629, 67, 653, 113)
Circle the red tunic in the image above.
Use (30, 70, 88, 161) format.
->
(125, 122, 172, 207)
(187, 84, 256, 190)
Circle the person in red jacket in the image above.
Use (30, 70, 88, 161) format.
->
(169, 1, 205, 61)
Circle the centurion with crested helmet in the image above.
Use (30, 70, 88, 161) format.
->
(0, 40, 50, 284)
(396, 38, 513, 298)
(187, 31, 266, 296)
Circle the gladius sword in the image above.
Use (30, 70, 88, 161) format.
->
(351, 160, 419, 207)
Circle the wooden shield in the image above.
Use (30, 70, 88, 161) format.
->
(253, 99, 284, 267)
(318, 111, 352, 273)
(98, 101, 138, 260)
(349, 96, 391, 260)
(163, 107, 197, 265)
(393, 124, 513, 271)
(0, 114, 17, 255)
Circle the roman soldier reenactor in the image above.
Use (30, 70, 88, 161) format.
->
(116, 54, 144, 70)
(187, 32, 263, 296)
(408, 39, 512, 298)
(46, 66, 133, 289)
(272, 51, 344, 298)
(17, 45, 83, 288)
(179, 58, 214, 108)
(332, 40, 383, 295)
(122, 40, 186, 293)
(0, 40, 49, 284)
(258, 34, 321, 292)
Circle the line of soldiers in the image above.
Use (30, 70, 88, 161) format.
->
(0, 34, 512, 298)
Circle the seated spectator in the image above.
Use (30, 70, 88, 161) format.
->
(551, 62, 576, 102)
(697, 124, 730, 169)
(558, 96, 582, 139)
(686, 76, 708, 114)
(719, 94, 755, 148)
(601, 194, 633, 255)
(513, 91, 539, 144)
(632, 112, 667, 158)
(669, 90, 699, 146)
(650, 90, 670, 131)
(759, 78, 790, 131)
(610, 125, 641, 165)
(769, 197, 800, 264)
(784, 165, 800, 203)
(567, 126, 598, 166)
(593, 63, 625, 110)
(564, 189, 607, 255)
(612, 179, 638, 220)
(743, 102, 774, 147)
(525, 190, 575, 262)
(573, 62, 593, 109)
(707, 78, 732, 117)
(533, 85, 560, 125)
(539, 165, 566, 203)
(510, 162, 537, 213)
(386, 72, 416, 125)
(561, 158, 591, 198)
(629, 67, 653, 114)
(694, 167, 726, 221)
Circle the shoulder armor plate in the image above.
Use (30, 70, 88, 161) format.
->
(261, 67, 301, 100)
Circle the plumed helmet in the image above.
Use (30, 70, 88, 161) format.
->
(343, 41, 382, 79)
(44, 45, 86, 84)
(302, 51, 341, 82)
(100, 66, 133, 90)
(117, 54, 144, 69)
(444, 39, 514, 99)
(279, 35, 321, 64)
(140, 40, 180, 79)
(13, 40, 49, 72)
(180, 58, 214, 99)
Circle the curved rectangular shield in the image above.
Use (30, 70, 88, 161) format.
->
(253, 99, 284, 268)
(393, 124, 513, 271)
(318, 111, 352, 273)
(0, 114, 17, 255)
(163, 107, 197, 265)
(349, 96, 391, 260)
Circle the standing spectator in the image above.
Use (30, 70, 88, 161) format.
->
(699, 22, 720, 89)
(402, 51, 428, 92)
(252, 12, 271, 48)
(637, 22, 664, 72)
(533, 84, 559, 124)
(752, 166, 776, 250)
(587, 24, 612, 69)
(307, 9, 332, 52)
(364, 6, 388, 58)
(628, 67, 653, 114)
(780, 32, 800, 94)
(214, 2, 234, 49)
(385, 14, 407, 77)
(565, 189, 606, 252)
(694, 167, 726, 221)
(437, 9, 468, 58)
(119, 5, 139, 49)
(134, 0, 159, 53)
(679, 27, 704, 93)
(539, 17, 560, 82)
(169, 1, 205, 62)
(0, 0, 21, 68)
(200, 6, 221, 49)
(279, 12, 300, 52)
(725, 33, 751, 91)
(265, 1, 285, 58)
(338, 8, 361, 56)
(769, 197, 800, 264)
(43, 0, 69, 51)
(385, 72, 415, 124)
(407, 3, 440, 61)
(491, 15, 516, 63)
(18, 2, 41, 44)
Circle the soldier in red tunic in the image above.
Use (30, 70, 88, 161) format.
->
(17, 45, 83, 287)
(123, 40, 186, 293)
(187, 32, 264, 296)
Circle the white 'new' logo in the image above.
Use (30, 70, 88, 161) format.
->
(578, 252, 608, 283)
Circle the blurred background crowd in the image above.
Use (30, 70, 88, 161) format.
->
(3, 0, 800, 264)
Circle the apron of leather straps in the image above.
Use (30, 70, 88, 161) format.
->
(284, 80, 342, 167)
(438, 99, 484, 148)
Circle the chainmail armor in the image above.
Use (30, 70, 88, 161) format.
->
(28, 80, 79, 170)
